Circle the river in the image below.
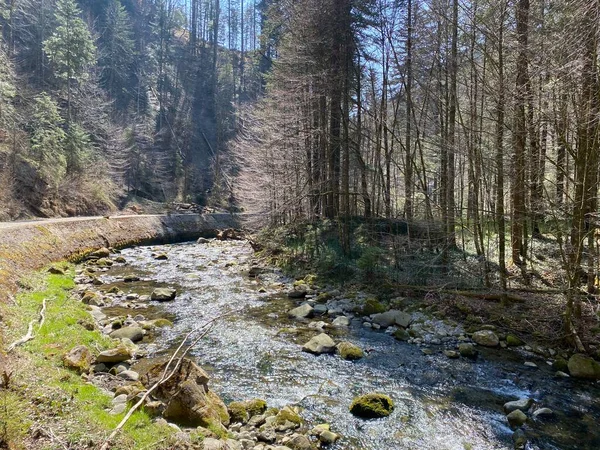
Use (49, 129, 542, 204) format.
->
(90, 240, 600, 450)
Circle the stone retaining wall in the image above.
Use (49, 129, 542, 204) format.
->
(0, 214, 238, 301)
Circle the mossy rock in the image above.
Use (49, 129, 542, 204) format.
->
(337, 341, 364, 361)
(316, 292, 333, 303)
(506, 334, 525, 347)
(245, 398, 267, 417)
(361, 298, 386, 316)
(227, 401, 249, 424)
(350, 393, 394, 418)
(274, 406, 303, 426)
(393, 329, 410, 341)
(552, 358, 569, 373)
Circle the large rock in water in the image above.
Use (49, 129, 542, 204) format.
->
(302, 333, 336, 355)
(350, 393, 394, 418)
(336, 341, 364, 360)
(568, 354, 600, 379)
(110, 326, 144, 342)
(288, 304, 314, 319)
(150, 288, 177, 302)
(472, 330, 499, 347)
(371, 310, 412, 328)
(140, 357, 229, 429)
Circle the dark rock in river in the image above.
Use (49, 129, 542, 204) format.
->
(568, 354, 600, 379)
(350, 393, 394, 418)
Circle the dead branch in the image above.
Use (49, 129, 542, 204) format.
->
(99, 313, 229, 450)
(7, 298, 47, 352)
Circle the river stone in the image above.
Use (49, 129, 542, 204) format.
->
(332, 316, 350, 327)
(361, 298, 386, 316)
(285, 434, 311, 450)
(337, 341, 364, 360)
(288, 289, 307, 299)
(507, 409, 528, 428)
(82, 291, 104, 307)
(302, 333, 336, 354)
(96, 345, 133, 363)
(552, 358, 569, 373)
(150, 288, 177, 302)
(313, 304, 328, 315)
(48, 265, 65, 275)
(110, 326, 144, 342)
(506, 334, 525, 347)
(123, 274, 140, 282)
(62, 345, 93, 374)
(504, 398, 533, 414)
(117, 370, 140, 381)
(444, 350, 459, 359)
(371, 310, 412, 328)
(568, 354, 600, 379)
(140, 357, 229, 428)
(513, 429, 528, 449)
(154, 253, 169, 260)
(319, 430, 340, 444)
(350, 393, 394, 418)
(472, 330, 499, 347)
(288, 304, 313, 319)
(458, 343, 478, 359)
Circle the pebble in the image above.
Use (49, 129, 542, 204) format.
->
(524, 361, 538, 368)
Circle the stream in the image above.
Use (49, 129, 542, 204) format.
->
(90, 240, 600, 450)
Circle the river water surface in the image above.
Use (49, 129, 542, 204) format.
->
(95, 240, 600, 450)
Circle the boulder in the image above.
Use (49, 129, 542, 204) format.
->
(444, 350, 459, 359)
(302, 333, 336, 355)
(96, 345, 133, 363)
(140, 357, 229, 429)
(319, 430, 340, 444)
(393, 329, 410, 341)
(350, 393, 394, 418)
(503, 398, 533, 414)
(228, 401, 250, 424)
(458, 343, 478, 359)
(123, 275, 140, 283)
(150, 288, 177, 302)
(332, 316, 350, 327)
(63, 345, 93, 374)
(507, 409, 527, 428)
(552, 358, 569, 373)
(154, 253, 169, 260)
(361, 298, 386, 316)
(117, 370, 140, 381)
(568, 354, 600, 379)
(288, 304, 313, 320)
(81, 291, 104, 307)
(506, 334, 524, 347)
(286, 434, 312, 450)
(472, 330, 499, 347)
(110, 326, 144, 342)
(274, 406, 303, 429)
(371, 310, 412, 328)
(336, 341, 364, 361)
(288, 289, 307, 299)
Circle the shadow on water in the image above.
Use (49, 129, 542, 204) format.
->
(96, 241, 600, 450)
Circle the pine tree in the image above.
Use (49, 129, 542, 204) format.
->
(43, 0, 96, 119)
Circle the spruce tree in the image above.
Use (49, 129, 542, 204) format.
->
(43, 0, 96, 118)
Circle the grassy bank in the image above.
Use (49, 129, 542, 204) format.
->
(0, 266, 176, 449)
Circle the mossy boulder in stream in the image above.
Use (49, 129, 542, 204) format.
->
(360, 298, 386, 316)
(141, 357, 229, 428)
(506, 334, 525, 347)
(227, 398, 267, 424)
(568, 354, 600, 379)
(337, 341, 364, 360)
(350, 393, 394, 418)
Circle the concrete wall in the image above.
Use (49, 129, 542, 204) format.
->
(0, 214, 238, 301)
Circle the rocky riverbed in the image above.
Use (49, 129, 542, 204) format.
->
(70, 239, 600, 449)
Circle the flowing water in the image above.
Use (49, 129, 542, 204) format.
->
(94, 240, 600, 450)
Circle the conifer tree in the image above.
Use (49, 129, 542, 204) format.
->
(43, 0, 96, 119)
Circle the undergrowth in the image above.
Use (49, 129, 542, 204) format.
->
(0, 265, 175, 449)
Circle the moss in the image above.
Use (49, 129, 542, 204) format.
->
(393, 329, 410, 341)
(337, 341, 364, 361)
(228, 401, 249, 424)
(2, 267, 176, 449)
(245, 398, 267, 417)
(506, 334, 524, 347)
(349, 393, 394, 418)
(274, 406, 303, 426)
(361, 298, 386, 316)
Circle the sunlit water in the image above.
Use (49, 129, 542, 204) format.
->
(94, 241, 600, 450)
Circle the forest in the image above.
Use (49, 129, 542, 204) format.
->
(1, 1, 600, 449)
(0, 0, 598, 345)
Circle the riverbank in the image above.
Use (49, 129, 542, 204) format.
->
(0, 213, 238, 302)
